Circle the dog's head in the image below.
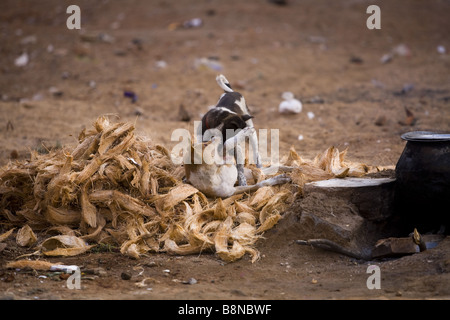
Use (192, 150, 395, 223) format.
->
(202, 110, 253, 142)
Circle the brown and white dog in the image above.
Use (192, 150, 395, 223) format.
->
(185, 126, 290, 198)
(198, 75, 262, 186)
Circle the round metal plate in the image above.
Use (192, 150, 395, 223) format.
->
(401, 131, 450, 142)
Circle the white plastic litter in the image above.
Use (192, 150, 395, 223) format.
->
(14, 52, 29, 67)
(278, 92, 302, 114)
(50, 265, 79, 274)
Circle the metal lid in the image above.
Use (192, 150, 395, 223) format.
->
(401, 131, 450, 142)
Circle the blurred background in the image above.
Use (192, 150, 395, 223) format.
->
(1, 0, 449, 166)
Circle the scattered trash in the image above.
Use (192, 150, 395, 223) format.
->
(20, 35, 37, 45)
(183, 18, 203, 29)
(50, 265, 79, 273)
(168, 18, 203, 31)
(135, 278, 154, 288)
(371, 79, 385, 89)
(183, 278, 197, 285)
(80, 32, 115, 43)
(98, 33, 115, 44)
(298, 135, 304, 141)
(194, 57, 223, 71)
(155, 60, 167, 69)
(305, 96, 325, 104)
(437, 45, 446, 54)
(394, 83, 414, 96)
(381, 44, 411, 64)
(124, 90, 138, 103)
(380, 53, 393, 64)
(88, 80, 96, 89)
(278, 92, 302, 114)
(14, 52, 29, 67)
(307, 35, 326, 44)
(307, 111, 315, 120)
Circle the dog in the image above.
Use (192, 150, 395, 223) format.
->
(185, 126, 290, 198)
(198, 75, 262, 186)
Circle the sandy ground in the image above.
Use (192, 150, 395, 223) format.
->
(1, 0, 450, 300)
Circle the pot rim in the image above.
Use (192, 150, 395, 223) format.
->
(401, 131, 450, 142)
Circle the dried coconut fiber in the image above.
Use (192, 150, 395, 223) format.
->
(0, 116, 383, 262)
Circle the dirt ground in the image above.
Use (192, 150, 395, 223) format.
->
(1, 0, 450, 300)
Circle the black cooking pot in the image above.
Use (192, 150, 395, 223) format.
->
(395, 131, 450, 233)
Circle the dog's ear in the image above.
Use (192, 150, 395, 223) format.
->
(242, 114, 254, 122)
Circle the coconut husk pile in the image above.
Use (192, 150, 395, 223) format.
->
(0, 116, 383, 263)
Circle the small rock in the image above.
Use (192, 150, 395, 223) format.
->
(121, 272, 132, 280)
(349, 56, 363, 64)
(84, 267, 107, 277)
